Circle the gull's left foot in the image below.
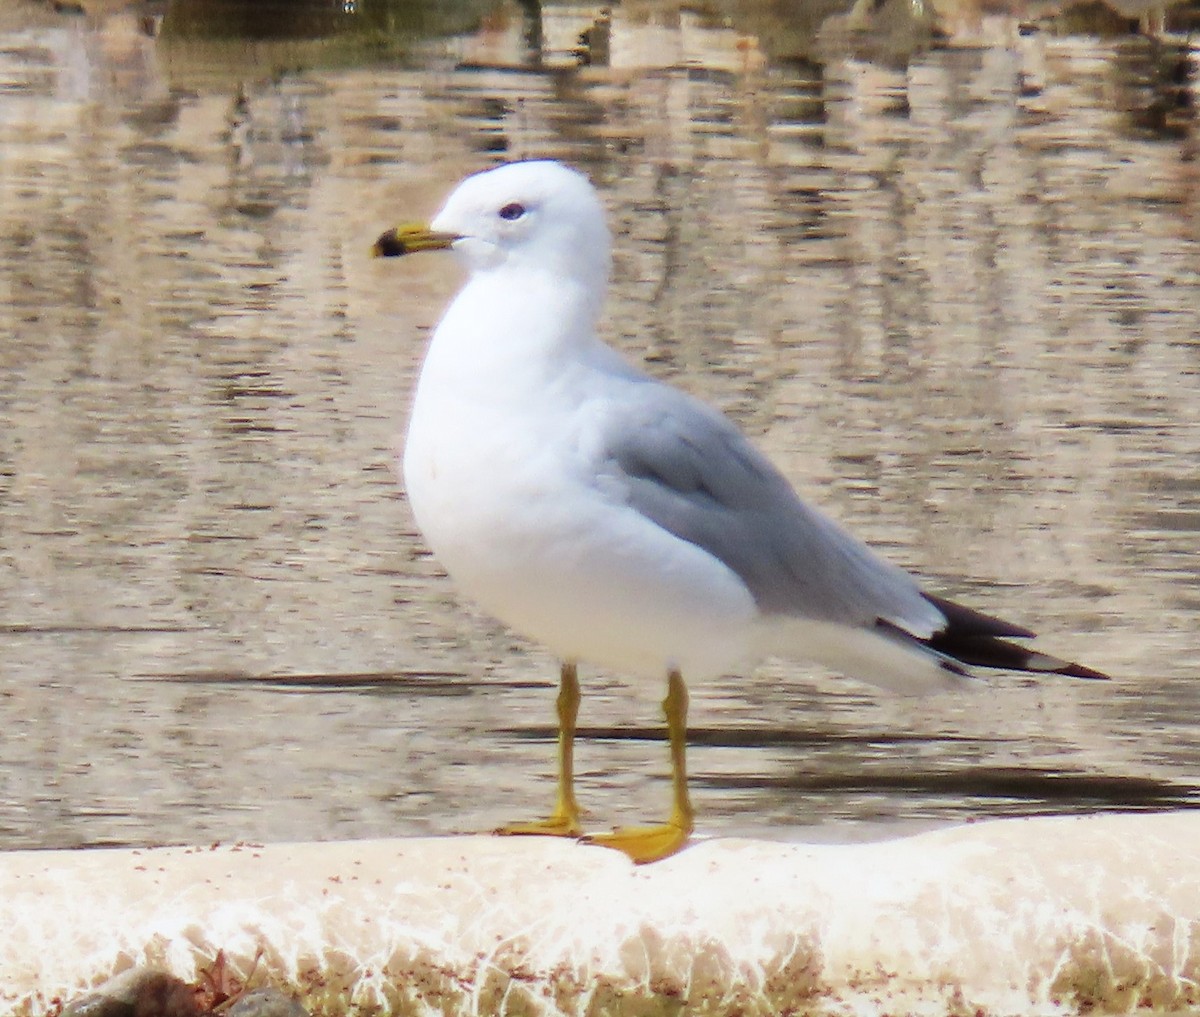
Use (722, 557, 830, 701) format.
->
(586, 669, 695, 864)
(584, 818, 691, 864)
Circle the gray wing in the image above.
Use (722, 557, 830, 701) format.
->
(596, 380, 945, 638)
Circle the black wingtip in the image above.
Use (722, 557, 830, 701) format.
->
(921, 592, 1110, 681)
(1046, 658, 1111, 681)
(922, 591, 1035, 639)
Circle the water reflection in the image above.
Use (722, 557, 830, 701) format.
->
(0, 0, 1198, 851)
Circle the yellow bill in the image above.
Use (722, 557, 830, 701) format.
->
(372, 224, 459, 258)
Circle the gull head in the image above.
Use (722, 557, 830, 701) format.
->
(375, 161, 612, 291)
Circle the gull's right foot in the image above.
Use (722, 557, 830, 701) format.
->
(496, 813, 583, 839)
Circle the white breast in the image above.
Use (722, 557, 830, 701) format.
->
(403, 294, 757, 681)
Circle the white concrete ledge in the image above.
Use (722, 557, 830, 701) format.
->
(4, 812, 1200, 1016)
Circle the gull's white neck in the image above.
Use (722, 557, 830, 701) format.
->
(420, 264, 609, 392)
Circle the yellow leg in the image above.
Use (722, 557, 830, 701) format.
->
(586, 669, 694, 864)
(497, 661, 583, 838)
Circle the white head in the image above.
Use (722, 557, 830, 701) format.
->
(431, 161, 612, 291)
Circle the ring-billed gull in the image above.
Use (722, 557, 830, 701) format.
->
(374, 160, 1107, 864)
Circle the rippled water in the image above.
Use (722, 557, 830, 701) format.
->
(1, 0, 1199, 851)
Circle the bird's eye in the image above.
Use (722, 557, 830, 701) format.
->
(498, 202, 526, 221)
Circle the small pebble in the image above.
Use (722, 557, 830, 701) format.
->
(61, 967, 199, 1017)
(224, 987, 311, 1017)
